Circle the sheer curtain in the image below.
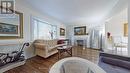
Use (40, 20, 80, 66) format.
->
(33, 18, 57, 40)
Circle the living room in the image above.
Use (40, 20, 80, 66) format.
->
(0, 0, 129, 73)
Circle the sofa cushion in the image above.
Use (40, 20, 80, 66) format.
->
(99, 57, 130, 73)
(48, 47, 57, 53)
(34, 40, 44, 43)
(101, 56, 130, 70)
(100, 52, 130, 61)
(34, 43, 46, 50)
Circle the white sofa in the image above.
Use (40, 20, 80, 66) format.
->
(49, 57, 106, 73)
(34, 39, 67, 58)
(34, 39, 59, 58)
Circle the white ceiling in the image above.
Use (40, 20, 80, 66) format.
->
(24, 0, 126, 24)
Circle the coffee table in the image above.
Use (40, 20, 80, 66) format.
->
(57, 45, 72, 59)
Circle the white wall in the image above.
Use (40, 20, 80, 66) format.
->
(105, 8, 128, 37)
(105, 7, 129, 57)
(66, 22, 105, 47)
(0, 0, 66, 59)
(66, 24, 89, 46)
(128, 0, 130, 57)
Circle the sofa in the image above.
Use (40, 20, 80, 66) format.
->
(98, 52, 130, 73)
(34, 39, 59, 58)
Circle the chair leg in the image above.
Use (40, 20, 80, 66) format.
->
(114, 46, 117, 54)
(58, 51, 60, 59)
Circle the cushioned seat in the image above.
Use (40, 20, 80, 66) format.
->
(49, 57, 106, 73)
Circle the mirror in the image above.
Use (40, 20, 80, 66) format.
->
(0, 11, 23, 39)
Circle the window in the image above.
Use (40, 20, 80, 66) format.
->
(32, 18, 57, 40)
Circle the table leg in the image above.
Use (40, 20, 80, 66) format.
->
(71, 48, 72, 56)
(58, 51, 60, 59)
(66, 48, 72, 56)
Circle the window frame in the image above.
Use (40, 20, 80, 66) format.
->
(31, 16, 57, 40)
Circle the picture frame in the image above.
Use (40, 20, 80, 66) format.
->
(124, 23, 128, 37)
(60, 28, 65, 36)
(0, 6, 23, 39)
(0, 23, 18, 34)
(74, 26, 86, 35)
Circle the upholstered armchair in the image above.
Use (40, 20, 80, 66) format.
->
(34, 39, 58, 58)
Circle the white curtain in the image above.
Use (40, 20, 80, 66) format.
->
(33, 18, 57, 40)
(89, 29, 102, 49)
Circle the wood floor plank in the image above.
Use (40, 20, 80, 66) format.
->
(5, 46, 100, 73)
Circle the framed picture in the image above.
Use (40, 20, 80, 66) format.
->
(0, 9, 23, 39)
(124, 23, 128, 37)
(0, 23, 18, 34)
(60, 28, 65, 36)
(74, 26, 86, 35)
(0, 6, 23, 39)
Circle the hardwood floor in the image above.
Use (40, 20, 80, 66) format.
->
(5, 46, 100, 73)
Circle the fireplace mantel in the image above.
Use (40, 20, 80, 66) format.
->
(76, 40, 84, 46)
(74, 39, 87, 47)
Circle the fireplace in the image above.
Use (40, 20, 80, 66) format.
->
(77, 40, 84, 46)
